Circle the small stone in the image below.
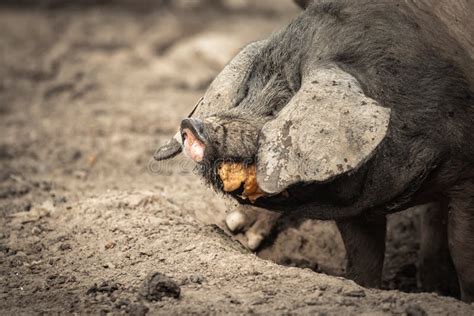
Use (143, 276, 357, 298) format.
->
(105, 241, 116, 250)
(139, 272, 180, 301)
(59, 243, 71, 251)
(128, 303, 149, 316)
(305, 297, 321, 306)
(87, 281, 119, 295)
(381, 303, 391, 311)
(406, 304, 427, 316)
(189, 274, 204, 284)
(343, 289, 366, 297)
(318, 284, 328, 291)
(305, 290, 322, 305)
(115, 298, 130, 309)
(47, 274, 68, 286)
(31, 226, 42, 235)
(103, 262, 115, 269)
(54, 196, 67, 205)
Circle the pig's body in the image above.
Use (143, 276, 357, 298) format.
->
(155, 0, 474, 301)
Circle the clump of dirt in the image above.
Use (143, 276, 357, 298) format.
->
(139, 272, 181, 301)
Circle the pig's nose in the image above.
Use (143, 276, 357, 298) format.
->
(180, 118, 207, 162)
(180, 118, 206, 143)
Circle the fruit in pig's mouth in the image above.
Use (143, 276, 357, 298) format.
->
(218, 163, 265, 202)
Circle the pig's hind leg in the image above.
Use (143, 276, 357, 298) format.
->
(447, 180, 474, 302)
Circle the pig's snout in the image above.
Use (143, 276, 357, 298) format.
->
(180, 118, 207, 163)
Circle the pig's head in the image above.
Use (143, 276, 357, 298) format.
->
(153, 40, 271, 166)
(154, 35, 391, 199)
(153, 39, 294, 191)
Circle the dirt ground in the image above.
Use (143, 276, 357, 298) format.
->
(1, 2, 473, 314)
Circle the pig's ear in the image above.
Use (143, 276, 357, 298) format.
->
(256, 64, 391, 194)
(153, 40, 267, 161)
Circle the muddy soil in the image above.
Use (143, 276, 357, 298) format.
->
(1, 2, 473, 314)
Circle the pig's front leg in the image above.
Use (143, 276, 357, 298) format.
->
(336, 215, 387, 288)
(418, 202, 459, 297)
(225, 205, 281, 251)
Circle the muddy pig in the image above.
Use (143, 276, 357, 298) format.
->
(154, 0, 474, 302)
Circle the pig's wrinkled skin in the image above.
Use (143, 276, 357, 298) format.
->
(154, 0, 474, 301)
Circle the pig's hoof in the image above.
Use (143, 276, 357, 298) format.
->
(225, 211, 247, 232)
(225, 206, 281, 251)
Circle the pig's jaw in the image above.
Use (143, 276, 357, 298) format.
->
(182, 128, 205, 163)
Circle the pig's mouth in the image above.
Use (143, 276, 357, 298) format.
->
(180, 118, 209, 163)
(181, 128, 206, 163)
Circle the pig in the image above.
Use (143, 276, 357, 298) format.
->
(154, 0, 474, 302)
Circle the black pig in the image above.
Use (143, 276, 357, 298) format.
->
(154, 0, 474, 302)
